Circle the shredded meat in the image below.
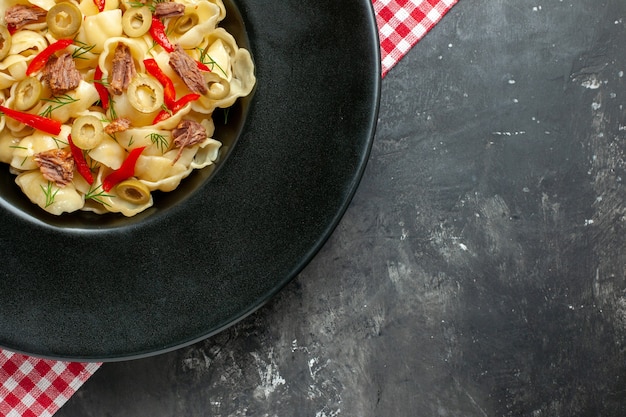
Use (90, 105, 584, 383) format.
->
(169, 45, 208, 95)
(154, 2, 185, 18)
(104, 118, 132, 135)
(34, 149, 74, 187)
(110, 43, 136, 95)
(5, 5, 47, 30)
(42, 53, 82, 95)
(172, 120, 206, 163)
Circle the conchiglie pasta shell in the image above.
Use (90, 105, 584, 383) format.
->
(15, 171, 84, 215)
(6, 30, 48, 59)
(134, 154, 176, 184)
(174, 2, 222, 49)
(0, 130, 20, 164)
(0, 72, 16, 90)
(177, 0, 226, 19)
(113, 127, 173, 155)
(194, 49, 255, 112)
(88, 136, 126, 170)
(10, 131, 67, 171)
(83, 10, 124, 53)
(43, 81, 100, 123)
(190, 138, 221, 169)
(134, 152, 194, 192)
(27, 0, 56, 11)
(99, 36, 149, 77)
(204, 31, 235, 79)
(79, 0, 120, 16)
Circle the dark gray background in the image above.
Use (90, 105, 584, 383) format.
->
(57, 0, 626, 415)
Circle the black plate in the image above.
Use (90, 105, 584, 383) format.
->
(0, 0, 380, 361)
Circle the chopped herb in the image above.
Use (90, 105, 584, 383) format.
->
(85, 184, 114, 206)
(71, 41, 96, 60)
(9, 147, 29, 166)
(39, 94, 79, 118)
(52, 137, 69, 148)
(196, 47, 228, 77)
(93, 78, 110, 88)
(147, 132, 169, 153)
(127, 0, 148, 8)
(108, 98, 118, 120)
(160, 103, 172, 114)
(128, 0, 167, 12)
(88, 153, 99, 171)
(127, 135, 135, 147)
(40, 181, 60, 207)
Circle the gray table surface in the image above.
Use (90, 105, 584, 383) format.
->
(56, 0, 626, 415)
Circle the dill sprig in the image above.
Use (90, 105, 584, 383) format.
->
(147, 132, 169, 153)
(40, 181, 60, 207)
(85, 184, 114, 206)
(94, 78, 110, 87)
(71, 41, 96, 60)
(196, 47, 228, 77)
(87, 153, 99, 171)
(127, 135, 135, 147)
(52, 137, 68, 148)
(128, 0, 167, 13)
(127, 0, 148, 8)
(160, 103, 172, 115)
(9, 145, 28, 166)
(107, 97, 118, 121)
(39, 94, 79, 118)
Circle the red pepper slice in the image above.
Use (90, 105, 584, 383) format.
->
(143, 59, 176, 108)
(102, 146, 146, 192)
(8, 25, 18, 35)
(196, 60, 211, 72)
(152, 93, 200, 124)
(171, 93, 200, 112)
(26, 38, 74, 76)
(93, 66, 110, 111)
(0, 105, 62, 136)
(93, 0, 105, 12)
(68, 135, 94, 185)
(149, 17, 175, 53)
(152, 109, 172, 124)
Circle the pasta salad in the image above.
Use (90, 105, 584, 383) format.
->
(0, 0, 255, 216)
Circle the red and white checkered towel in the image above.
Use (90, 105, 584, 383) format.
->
(0, 351, 100, 417)
(0, 0, 457, 415)
(375, 0, 458, 76)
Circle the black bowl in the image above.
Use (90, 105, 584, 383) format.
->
(0, 0, 381, 361)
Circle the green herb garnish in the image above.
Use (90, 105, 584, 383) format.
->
(39, 94, 79, 118)
(196, 47, 228, 77)
(147, 132, 169, 153)
(85, 184, 114, 206)
(40, 181, 60, 207)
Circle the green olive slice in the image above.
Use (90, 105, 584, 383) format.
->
(127, 73, 164, 114)
(47, 2, 83, 39)
(71, 115, 104, 150)
(0, 26, 12, 61)
(116, 179, 151, 204)
(122, 6, 152, 38)
(14, 77, 43, 111)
